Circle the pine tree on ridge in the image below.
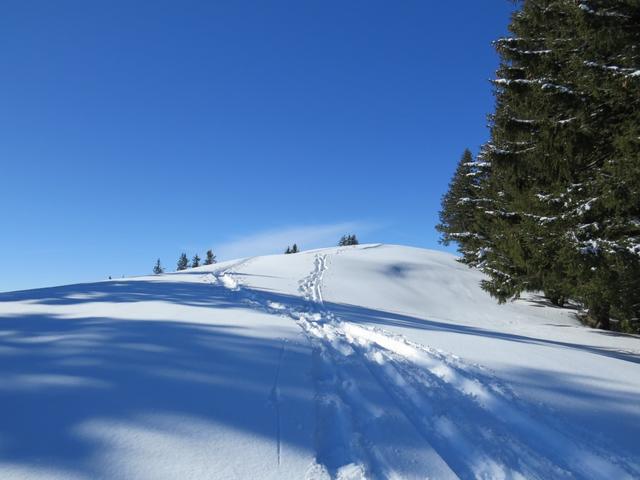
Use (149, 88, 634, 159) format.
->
(153, 259, 164, 275)
(204, 250, 216, 265)
(177, 253, 189, 271)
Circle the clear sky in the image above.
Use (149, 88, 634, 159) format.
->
(0, 1, 515, 292)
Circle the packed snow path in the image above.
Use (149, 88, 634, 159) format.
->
(1, 245, 639, 479)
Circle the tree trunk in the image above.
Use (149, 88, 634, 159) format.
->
(548, 294, 565, 307)
(590, 302, 611, 330)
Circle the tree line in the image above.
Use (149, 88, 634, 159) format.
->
(284, 234, 360, 254)
(153, 234, 360, 272)
(153, 249, 217, 274)
(437, 0, 639, 331)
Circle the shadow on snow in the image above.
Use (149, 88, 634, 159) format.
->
(0, 277, 638, 476)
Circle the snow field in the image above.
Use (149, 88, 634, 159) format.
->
(1, 244, 638, 479)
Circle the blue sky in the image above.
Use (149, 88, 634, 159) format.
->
(0, 1, 514, 292)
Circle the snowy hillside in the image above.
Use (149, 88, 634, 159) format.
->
(1, 244, 639, 479)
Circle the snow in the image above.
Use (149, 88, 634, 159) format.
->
(558, 116, 577, 125)
(584, 61, 640, 79)
(509, 117, 537, 124)
(487, 142, 536, 156)
(493, 77, 578, 96)
(1, 244, 639, 479)
(578, 2, 630, 18)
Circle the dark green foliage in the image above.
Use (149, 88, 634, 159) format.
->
(441, 0, 640, 331)
(204, 249, 216, 265)
(285, 244, 299, 254)
(177, 253, 189, 271)
(192, 254, 201, 268)
(436, 149, 475, 247)
(153, 259, 164, 275)
(339, 234, 359, 246)
(436, 149, 489, 266)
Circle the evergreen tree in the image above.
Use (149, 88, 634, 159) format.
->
(192, 254, 201, 268)
(338, 234, 359, 246)
(284, 244, 300, 254)
(153, 259, 164, 275)
(177, 253, 189, 271)
(436, 149, 488, 266)
(204, 249, 216, 265)
(471, 0, 640, 330)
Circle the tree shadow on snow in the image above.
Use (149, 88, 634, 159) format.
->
(0, 312, 316, 476)
(0, 278, 639, 476)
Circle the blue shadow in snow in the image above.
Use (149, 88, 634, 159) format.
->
(0, 276, 639, 477)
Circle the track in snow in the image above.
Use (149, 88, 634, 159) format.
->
(207, 253, 640, 480)
(202, 258, 254, 290)
(269, 340, 286, 466)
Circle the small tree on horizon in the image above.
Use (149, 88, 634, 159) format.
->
(285, 244, 299, 254)
(192, 254, 201, 268)
(339, 234, 359, 246)
(153, 259, 164, 275)
(204, 249, 216, 265)
(177, 253, 189, 271)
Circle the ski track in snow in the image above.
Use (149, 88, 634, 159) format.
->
(202, 258, 253, 290)
(269, 339, 286, 467)
(205, 253, 640, 480)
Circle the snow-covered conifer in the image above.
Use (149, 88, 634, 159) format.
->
(475, 0, 640, 329)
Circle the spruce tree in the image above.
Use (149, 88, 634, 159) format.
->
(153, 259, 164, 275)
(204, 249, 216, 265)
(436, 149, 488, 266)
(474, 0, 640, 330)
(285, 246, 292, 254)
(339, 234, 359, 246)
(291, 243, 299, 253)
(177, 253, 189, 271)
(192, 254, 201, 268)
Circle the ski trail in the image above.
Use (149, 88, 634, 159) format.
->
(269, 340, 286, 466)
(298, 255, 376, 479)
(296, 255, 456, 480)
(295, 254, 639, 480)
(202, 257, 254, 290)
(206, 252, 640, 479)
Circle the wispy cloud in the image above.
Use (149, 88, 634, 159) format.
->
(215, 222, 375, 260)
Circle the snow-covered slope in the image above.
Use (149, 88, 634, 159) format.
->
(0, 244, 638, 479)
